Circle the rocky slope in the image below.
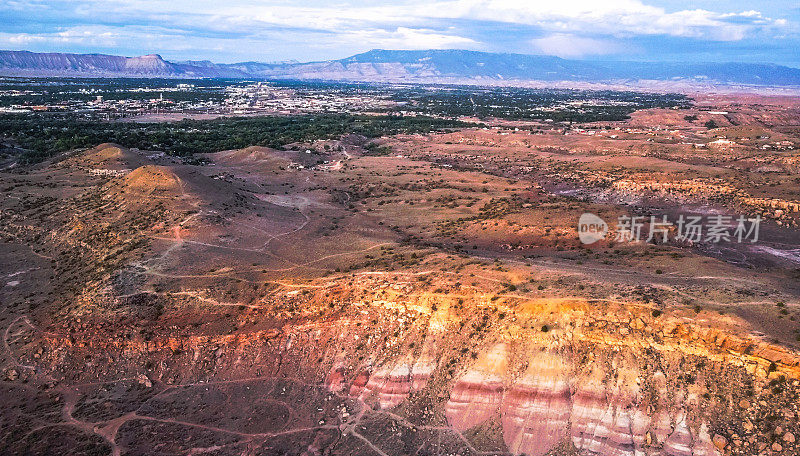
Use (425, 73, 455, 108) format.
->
(7, 277, 800, 456)
(2, 140, 799, 455)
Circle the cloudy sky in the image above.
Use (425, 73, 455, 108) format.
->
(2, 0, 799, 66)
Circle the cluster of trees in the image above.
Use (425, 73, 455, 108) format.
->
(390, 86, 690, 121)
(1, 113, 472, 163)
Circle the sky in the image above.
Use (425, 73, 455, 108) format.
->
(2, 0, 799, 67)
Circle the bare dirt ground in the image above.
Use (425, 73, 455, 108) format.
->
(1, 95, 800, 455)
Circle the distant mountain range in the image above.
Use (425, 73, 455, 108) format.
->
(0, 51, 247, 78)
(2, 49, 800, 88)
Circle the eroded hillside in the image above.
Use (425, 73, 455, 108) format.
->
(2, 95, 800, 456)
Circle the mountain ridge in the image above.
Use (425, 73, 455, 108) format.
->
(2, 48, 800, 88)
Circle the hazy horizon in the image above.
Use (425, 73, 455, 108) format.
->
(4, 47, 800, 70)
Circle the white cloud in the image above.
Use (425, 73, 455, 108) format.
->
(339, 27, 478, 50)
(531, 34, 623, 57)
(425, 0, 783, 40)
(11, 0, 788, 41)
(0, 0, 795, 61)
(1, 28, 120, 47)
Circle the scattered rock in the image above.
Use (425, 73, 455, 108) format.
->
(136, 373, 152, 388)
(712, 434, 727, 450)
(5, 368, 19, 381)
